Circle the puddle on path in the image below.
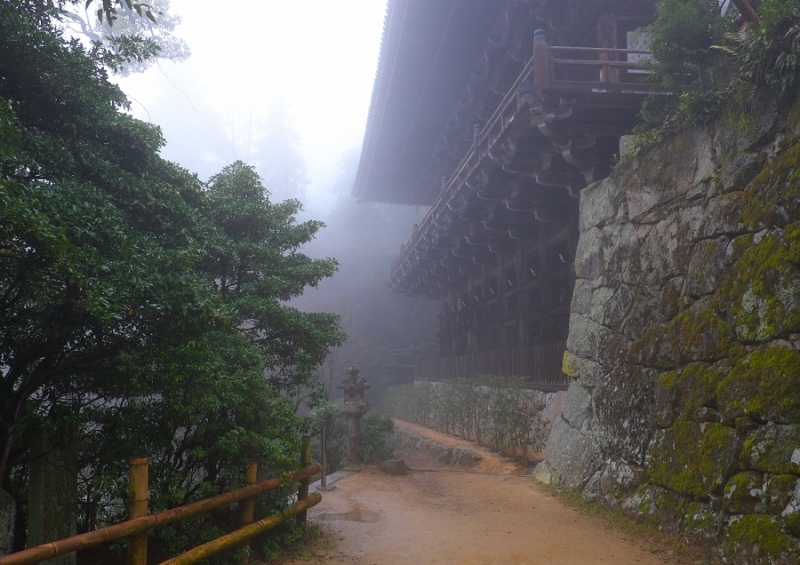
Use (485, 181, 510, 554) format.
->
(318, 504, 381, 523)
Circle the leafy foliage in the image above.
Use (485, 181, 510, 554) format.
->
(1, 1, 341, 559)
(738, 0, 800, 91)
(358, 414, 394, 463)
(629, 0, 800, 156)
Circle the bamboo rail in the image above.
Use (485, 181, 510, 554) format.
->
(0, 463, 322, 565)
(159, 493, 322, 565)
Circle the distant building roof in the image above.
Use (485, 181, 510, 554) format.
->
(353, 0, 506, 206)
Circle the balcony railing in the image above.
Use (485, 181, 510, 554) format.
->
(391, 32, 652, 288)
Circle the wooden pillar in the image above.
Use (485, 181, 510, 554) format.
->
(127, 457, 148, 565)
(238, 461, 259, 565)
(597, 13, 619, 83)
(532, 29, 550, 87)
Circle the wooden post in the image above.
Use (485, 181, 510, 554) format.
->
(238, 462, 259, 565)
(297, 437, 312, 525)
(532, 29, 550, 87)
(731, 0, 760, 25)
(597, 13, 619, 83)
(320, 423, 328, 490)
(127, 457, 148, 565)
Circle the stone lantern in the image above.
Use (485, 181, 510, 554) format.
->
(338, 366, 370, 469)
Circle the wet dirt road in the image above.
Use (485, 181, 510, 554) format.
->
(276, 424, 679, 565)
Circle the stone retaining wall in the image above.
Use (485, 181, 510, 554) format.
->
(540, 87, 800, 563)
(393, 426, 483, 468)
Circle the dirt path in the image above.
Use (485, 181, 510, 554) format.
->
(275, 423, 680, 565)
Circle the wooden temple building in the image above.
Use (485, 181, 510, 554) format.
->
(354, 0, 657, 389)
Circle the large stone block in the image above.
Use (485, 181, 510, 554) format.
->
(589, 283, 635, 330)
(544, 416, 602, 491)
(560, 381, 592, 433)
(724, 471, 766, 514)
(741, 424, 800, 475)
(570, 278, 593, 316)
(579, 176, 622, 232)
(561, 351, 606, 389)
(633, 297, 734, 368)
(723, 514, 800, 565)
(592, 364, 655, 465)
(653, 360, 729, 428)
(686, 237, 730, 297)
(574, 226, 606, 280)
(566, 314, 629, 365)
(716, 229, 800, 344)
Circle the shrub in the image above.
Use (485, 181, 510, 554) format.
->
(384, 376, 548, 464)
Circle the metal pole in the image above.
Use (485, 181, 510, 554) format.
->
(238, 462, 258, 565)
(127, 457, 148, 565)
(297, 437, 312, 525)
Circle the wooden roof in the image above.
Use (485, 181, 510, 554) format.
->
(354, 0, 655, 206)
(353, 0, 507, 205)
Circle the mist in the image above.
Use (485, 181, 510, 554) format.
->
(110, 0, 438, 401)
(114, 0, 387, 218)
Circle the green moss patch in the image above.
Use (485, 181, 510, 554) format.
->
(634, 298, 733, 367)
(741, 424, 800, 475)
(724, 514, 799, 564)
(649, 422, 742, 498)
(763, 474, 797, 515)
(741, 142, 800, 229)
(716, 230, 800, 343)
(724, 471, 765, 514)
(654, 362, 730, 428)
(719, 346, 800, 424)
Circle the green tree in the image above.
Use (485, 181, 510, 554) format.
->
(203, 161, 344, 407)
(0, 5, 342, 558)
(61, 0, 191, 75)
(0, 0, 217, 482)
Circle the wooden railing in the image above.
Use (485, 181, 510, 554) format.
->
(0, 439, 321, 565)
(416, 342, 569, 391)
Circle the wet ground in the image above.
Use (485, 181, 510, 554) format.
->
(271, 422, 685, 565)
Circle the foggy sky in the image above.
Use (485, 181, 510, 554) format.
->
(115, 0, 388, 218)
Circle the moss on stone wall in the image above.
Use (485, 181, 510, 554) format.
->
(717, 231, 800, 344)
(549, 75, 800, 563)
(648, 422, 741, 498)
(719, 348, 800, 425)
(724, 514, 800, 563)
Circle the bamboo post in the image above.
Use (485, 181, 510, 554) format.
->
(320, 423, 328, 490)
(238, 462, 259, 565)
(297, 437, 312, 525)
(127, 457, 148, 565)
